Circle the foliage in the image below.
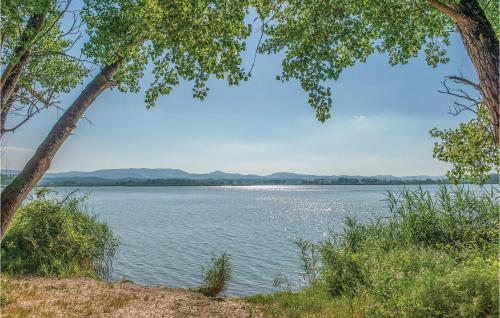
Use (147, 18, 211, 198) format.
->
(247, 285, 336, 317)
(247, 186, 499, 317)
(416, 258, 499, 318)
(1, 188, 118, 280)
(253, 0, 498, 122)
(197, 252, 232, 297)
(82, 0, 251, 105)
(254, 0, 453, 121)
(430, 105, 499, 184)
(1, 0, 88, 125)
(384, 186, 499, 251)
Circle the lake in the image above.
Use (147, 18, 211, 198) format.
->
(56, 184, 441, 296)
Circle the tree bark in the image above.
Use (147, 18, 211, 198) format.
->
(0, 61, 121, 238)
(0, 86, 19, 137)
(0, 14, 45, 136)
(455, 0, 499, 145)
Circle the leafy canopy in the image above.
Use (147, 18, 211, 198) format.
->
(254, 0, 450, 121)
(253, 0, 498, 122)
(430, 105, 499, 184)
(1, 0, 88, 118)
(82, 0, 251, 107)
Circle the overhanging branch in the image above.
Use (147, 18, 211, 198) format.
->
(426, 0, 466, 23)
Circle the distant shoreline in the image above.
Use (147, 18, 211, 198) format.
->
(2, 172, 498, 188)
(38, 180, 498, 187)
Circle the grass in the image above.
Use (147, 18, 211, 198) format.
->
(246, 186, 499, 318)
(196, 252, 233, 297)
(0, 276, 135, 318)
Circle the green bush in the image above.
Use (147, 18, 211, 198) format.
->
(1, 188, 118, 280)
(415, 258, 499, 318)
(197, 252, 232, 297)
(321, 244, 367, 298)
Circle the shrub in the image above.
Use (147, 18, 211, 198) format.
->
(197, 252, 232, 297)
(415, 258, 499, 318)
(1, 188, 118, 280)
(321, 244, 367, 298)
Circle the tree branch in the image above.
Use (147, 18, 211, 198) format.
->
(22, 85, 54, 107)
(439, 78, 482, 117)
(447, 75, 481, 91)
(426, 0, 466, 23)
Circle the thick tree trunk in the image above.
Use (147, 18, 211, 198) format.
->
(0, 62, 121, 238)
(455, 0, 499, 145)
(0, 14, 45, 135)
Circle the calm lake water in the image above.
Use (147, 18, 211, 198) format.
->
(56, 184, 443, 296)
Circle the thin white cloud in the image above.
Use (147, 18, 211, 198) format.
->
(352, 115, 366, 121)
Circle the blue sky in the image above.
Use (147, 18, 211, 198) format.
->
(1, 26, 477, 176)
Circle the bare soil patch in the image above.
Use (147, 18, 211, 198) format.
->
(1, 277, 263, 318)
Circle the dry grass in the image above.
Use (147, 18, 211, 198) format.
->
(1, 276, 262, 318)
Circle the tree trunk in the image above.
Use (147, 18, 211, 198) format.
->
(0, 14, 45, 135)
(1, 51, 31, 107)
(455, 0, 499, 145)
(0, 86, 19, 137)
(0, 62, 121, 238)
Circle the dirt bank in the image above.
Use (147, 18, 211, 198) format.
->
(1, 277, 263, 318)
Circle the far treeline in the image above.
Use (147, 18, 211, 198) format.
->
(32, 175, 500, 187)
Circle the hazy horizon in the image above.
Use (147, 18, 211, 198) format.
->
(2, 166, 446, 178)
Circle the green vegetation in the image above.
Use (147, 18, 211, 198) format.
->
(197, 253, 233, 297)
(247, 186, 499, 317)
(255, 0, 498, 122)
(1, 188, 118, 280)
(431, 105, 499, 184)
(1, 0, 88, 134)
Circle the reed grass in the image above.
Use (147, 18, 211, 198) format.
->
(196, 252, 232, 297)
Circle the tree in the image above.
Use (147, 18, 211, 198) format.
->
(254, 0, 498, 140)
(0, 0, 251, 238)
(0, 0, 88, 136)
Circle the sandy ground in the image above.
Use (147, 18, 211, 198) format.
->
(1, 277, 263, 318)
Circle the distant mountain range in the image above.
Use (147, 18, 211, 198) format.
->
(2, 168, 444, 181)
(4, 168, 498, 186)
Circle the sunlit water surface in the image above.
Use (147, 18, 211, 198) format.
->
(54, 185, 449, 296)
